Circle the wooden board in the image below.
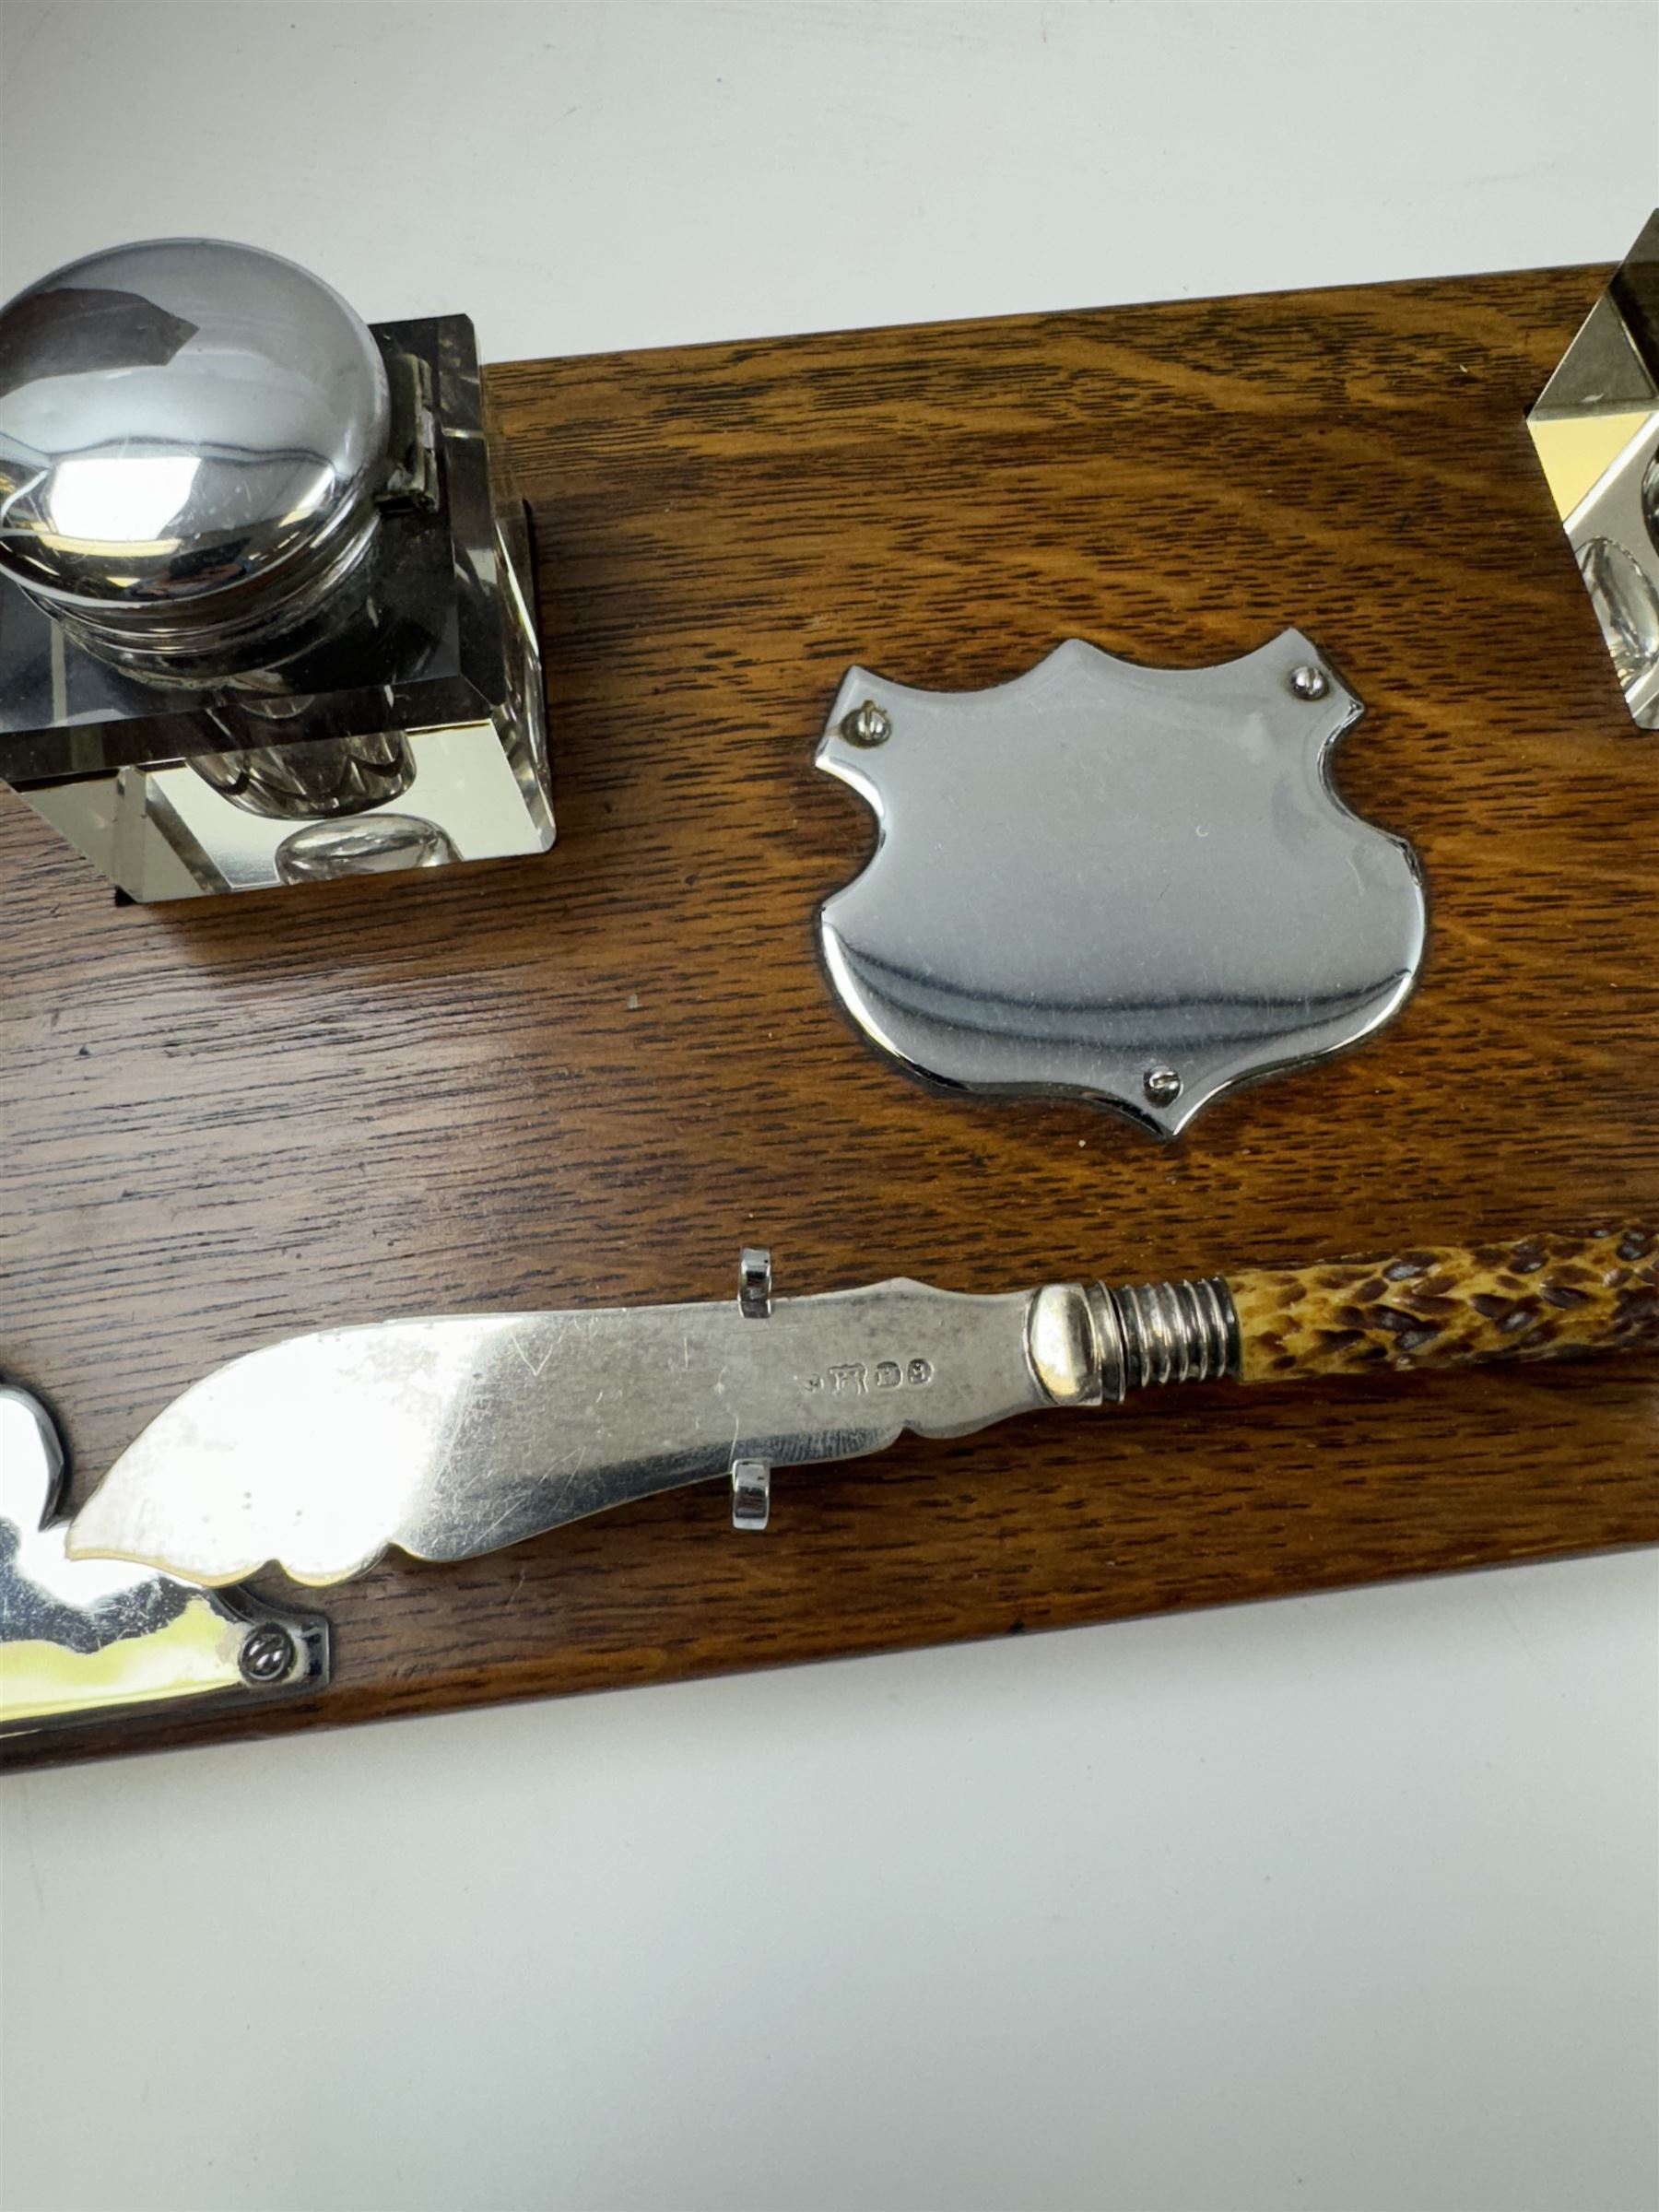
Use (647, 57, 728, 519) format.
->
(6, 261, 1655, 1771)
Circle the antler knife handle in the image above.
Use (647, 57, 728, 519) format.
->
(1041, 1227, 1659, 1406)
(1230, 1226, 1659, 1380)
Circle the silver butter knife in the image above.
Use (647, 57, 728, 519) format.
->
(66, 1250, 1230, 1587)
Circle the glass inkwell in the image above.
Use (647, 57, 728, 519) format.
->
(0, 239, 551, 899)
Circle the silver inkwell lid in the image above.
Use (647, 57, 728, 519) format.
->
(0, 238, 394, 682)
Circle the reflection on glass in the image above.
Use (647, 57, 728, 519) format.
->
(194, 730, 417, 819)
(1577, 536, 1659, 692)
(276, 812, 458, 883)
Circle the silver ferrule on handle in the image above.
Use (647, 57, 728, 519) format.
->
(1026, 1277, 1240, 1406)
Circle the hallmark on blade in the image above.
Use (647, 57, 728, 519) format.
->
(801, 1357, 935, 1394)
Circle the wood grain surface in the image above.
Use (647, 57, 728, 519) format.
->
(6, 261, 1656, 1770)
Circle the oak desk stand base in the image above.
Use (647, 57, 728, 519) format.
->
(3, 261, 1654, 1769)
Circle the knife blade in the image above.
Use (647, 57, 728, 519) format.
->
(66, 1274, 1053, 1586)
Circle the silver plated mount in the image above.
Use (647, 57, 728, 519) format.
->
(815, 632, 1427, 1136)
(0, 1382, 327, 1735)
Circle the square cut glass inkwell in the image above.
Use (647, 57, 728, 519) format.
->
(1527, 209, 1659, 729)
(0, 240, 551, 900)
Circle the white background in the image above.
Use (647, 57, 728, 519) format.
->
(1, 6, 1656, 2209)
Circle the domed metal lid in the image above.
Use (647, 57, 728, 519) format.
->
(0, 239, 390, 655)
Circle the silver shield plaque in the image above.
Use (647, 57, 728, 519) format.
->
(815, 632, 1426, 1137)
